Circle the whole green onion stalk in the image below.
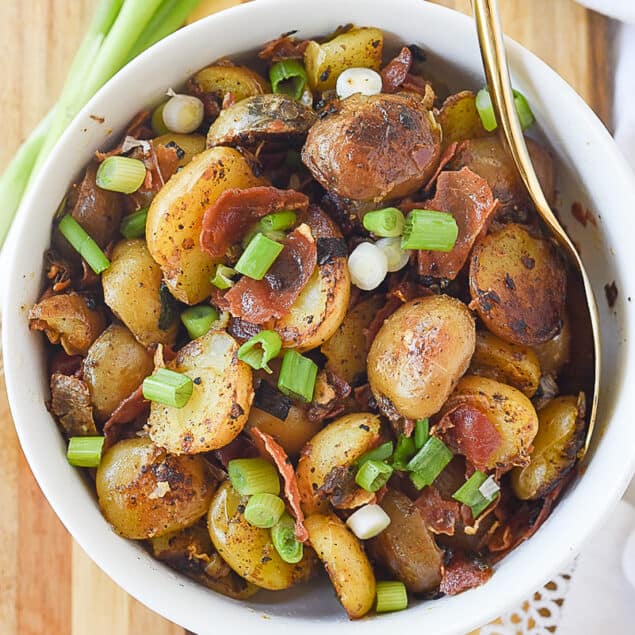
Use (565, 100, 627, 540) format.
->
(0, 0, 202, 248)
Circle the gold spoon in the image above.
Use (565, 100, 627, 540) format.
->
(472, 0, 600, 455)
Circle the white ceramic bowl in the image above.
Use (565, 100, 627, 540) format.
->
(3, 0, 635, 633)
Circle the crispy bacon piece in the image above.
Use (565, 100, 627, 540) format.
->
(219, 224, 317, 324)
(381, 47, 413, 93)
(102, 385, 149, 447)
(258, 34, 309, 62)
(49, 350, 82, 376)
(308, 369, 351, 422)
(417, 167, 498, 280)
(213, 434, 259, 469)
(49, 373, 97, 437)
(316, 465, 376, 510)
(440, 552, 493, 595)
(423, 142, 458, 193)
(415, 485, 460, 536)
(250, 428, 308, 542)
(435, 402, 502, 472)
(200, 186, 309, 258)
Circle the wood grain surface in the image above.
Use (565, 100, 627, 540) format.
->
(0, 1, 613, 633)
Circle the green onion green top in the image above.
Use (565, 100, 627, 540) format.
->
(452, 470, 498, 519)
(58, 214, 110, 274)
(260, 210, 297, 233)
(235, 232, 284, 280)
(270, 59, 309, 100)
(228, 458, 280, 496)
(401, 209, 459, 252)
(357, 441, 394, 466)
(95, 155, 146, 194)
(211, 264, 236, 290)
(142, 368, 193, 409)
(476, 87, 535, 132)
(375, 581, 408, 613)
(414, 418, 430, 449)
(277, 350, 318, 403)
(237, 330, 282, 374)
(120, 207, 148, 239)
(67, 436, 105, 468)
(362, 207, 406, 238)
(391, 435, 416, 471)
(355, 459, 393, 492)
(180, 305, 219, 340)
(407, 436, 453, 489)
(271, 512, 304, 564)
(243, 492, 286, 528)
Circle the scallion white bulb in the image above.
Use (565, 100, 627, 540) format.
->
(348, 242, 388, 291)
(162, 91, 204, 134)
(375, 237, 411, 272)
(346, 504, 391, 539)
(336, 67, 383, 99)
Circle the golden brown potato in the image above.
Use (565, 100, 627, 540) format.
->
(28, 291, 105, 356)
(152, 133, 206, 167)
(367, 489, 443, 593)
(439, 375, 539, 472)
(511, 394, 585, 500)
(189, 64, 269, 103)
(102, 239, 178, 347)
(206, 94, 317, 148)
(147, 330, 253, 454)
(469, 224, 567, 346)
(469, 330, 541, 397)
(208, 482, 316, 590)
(367, 295, 476, 421)
(96, 437, 215, 539)
(532, 313, 571, 376)
(304, 27, 383, 91)
(321, 295, 384, 385)
(83, 324, 154, 421)
(437, 91, 489, 150)
(296, 412, 381, 515)
(302, 93, 441, 202)
(146, 146, 265, 304)
(304, 513, 376, 619)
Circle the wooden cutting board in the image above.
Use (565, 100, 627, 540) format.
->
(0, 1, 612, 633)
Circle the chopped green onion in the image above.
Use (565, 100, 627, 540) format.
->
(401, 209, 459, 252)
(414, 418, 429, 449)
(96, 156, 146, 194)
(270, 59, 309, 100)
(151, 101, 169, 135)
(452, 470, 499, 519)
(362, 207, 406, 238)
(238, 330, 282, 373)
(235, 233, 283, 280)
(227, 458, 280, 496)
(513, 89, 535, 129)
(260, 211, 297, 233)
(180, 305, 219, 340)
(277, 350, 318, 403)
(391, 435, 416, 471)
(211, 264, 236, 290)
(58, 214, 110, 274)
(142, 368, 193, 409)
(355, 459, 393, 492)
(243, 492, 286, 528)
(357, 441, 394, 466)
(375, 581, 408, 613)
(67, 436, 105, 468)
(407, 437, 453, 489)
(346, 504, 391, 539)
(241, 223, 285, 249)
(120, 207, 148, 239)
(475, 88, 498, 132)
(271, 512, 304, 563)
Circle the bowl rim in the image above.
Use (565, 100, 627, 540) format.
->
(3, 0, 635, 633)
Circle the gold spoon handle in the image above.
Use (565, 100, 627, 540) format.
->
(472, 0, 601, 456)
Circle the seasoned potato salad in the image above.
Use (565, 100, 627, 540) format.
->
(29, 25, 592, 619)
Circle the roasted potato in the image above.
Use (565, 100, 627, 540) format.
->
(206, 94, 317, 148)
(146, 146, 265, 304)
(367, 489, 443, 593)
(304, 513, 376, 619)
(469, 224, 567, 346)
(96, 437, 215, 539)
(437, 91, 489, 150)
(304, 27, 383, 92)
(189, 64, 269, 102)
(152, 133, 206, 167)
(469, 330, 541, 397)
(296, 412, 381, 514)
(147, 330, 253, 454)
(321, 295, 384, 385)
(28, 291, 105, 356)
(532, 313, 571, 376)
(302, 93, 441, 202)
(511, 394, 585, 500)
(102, 239, 178, 347)
(83, 324, 154, 421)
(208, 481, 316, 590)
(439, 375, 539, 472)
(367, 295, 476, 421)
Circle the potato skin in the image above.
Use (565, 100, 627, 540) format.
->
(367, 489, 443, 593)
(304, 513, 376, 619)
(437, 91, 489, 150)
(302, 93, 441, 202)
(102, 239, 178, 347)
(469, 330, 541, 397)
(96, 437, 215, 539)
(147, 330, 253, 454)
(208, 482, 316, 590)
(367, 295, 476, 421)
(469, 224, 566, 346)
(152, 133, 205, 167)
(189, 64, 269, 103)
(511, 394, 585, 500)
(83, 324, 154, 421)
(146, 147, 265, 304)
(296, 412, 381, 515)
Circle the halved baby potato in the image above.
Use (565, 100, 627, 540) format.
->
(152, 133, 206, 167)
(189, 64, 270, 102)
(208, 481, 316, 590)
(146, 146, 266, 305)
(436, 90, 489, 150)
(147, 330, 254, 454)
